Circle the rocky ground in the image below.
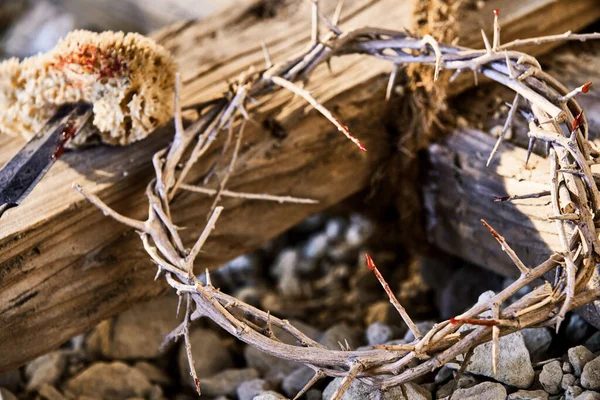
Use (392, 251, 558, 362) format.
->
(2, 211, 600, 400)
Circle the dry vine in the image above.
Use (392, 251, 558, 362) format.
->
(75, 2, 600, 399)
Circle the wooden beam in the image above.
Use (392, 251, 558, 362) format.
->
(0, 0, 598, 371)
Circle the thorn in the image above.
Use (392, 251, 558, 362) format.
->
(332, 0, 344, 25)
(205, 268, 212, 287)
(526, 137, 535, 166)
(449, 69, 463, 83)
(261, 41, 273, 69)
(558, 82, 593, 102)
(386, 64, 399, 101)
(571, 110, 584, 135)
(365, 253, 376, 270)
(493, 9, 501, 50)
(582, 82, 592, 93)
(481, 29, 492, 53)
(505, 51, 515, 79)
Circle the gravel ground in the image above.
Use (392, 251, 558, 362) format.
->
(3, 211, 600, 400)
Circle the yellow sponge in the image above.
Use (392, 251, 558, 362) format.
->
(0, 30, 176, 145)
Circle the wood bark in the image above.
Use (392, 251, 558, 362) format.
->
(0, 0, 598, 371)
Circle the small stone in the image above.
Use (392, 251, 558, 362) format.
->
(319, 322, 363, 350)
(464, 328, 535, 388)
(87, 295, 182, 359)
(134, 362, 171, 386)
(201, 368, 259, 397)
(323, 377, 406, 399)
(564, 374, 578, 390)
(271, 249, 302, 297)
(566, 363, 575, 374)
(575, 391, 600, 400)
(149, 385, 164, 400)
(582, 356, 600, 390)
(403, 321, 436, 342)
(282, 367, 314, 398)
(237, 379, 271, 400)
(585, 333, 600, 353)
(522, 328, 553, 362)
(450, 382, 507, 400)
(436, 380, 455, 399)
(566, 315, 594, 345)
(508, 389, 549, 400)
(403, 382, 431, 400)
(0, 387, 17, 400)
(435, 365, 454, 384)
(566, 386, 585, 400)
(305, 389, 322, 400)
(540, 360, 563, 394)
(325, 218, 346, 241)
(38, 384, 65, 400)
(569, 346, 595, 376)
(303, 233, 329, 259)
(25, 351, 66, 391)
(366, 322, 394, 346)
(178, 328, 233, 386)
(234, 286, 263, 307)
(253, 391, 287, 400)
(344, 214, 374, 247)
(64, 361, 152, 399)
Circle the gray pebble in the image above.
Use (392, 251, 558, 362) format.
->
(450, 381, 507, 400)
(177, 329, 234, 387)
(200, 369, 260, 398)
(508, 389, 549, 400)
(237, 379, 271, 400)
(253, 391, 287, 400)
(570, 346, 596, 376)
(574, 391, 600, 400)
(540, 360, 563, 394)
(323, 377, 406, 399)
(522, 328, 553, 362)
(366, 322, 394, 346)
(282, 367, 314, 398)
(25, 351, 65, 391)
(582, 356, 600, 390)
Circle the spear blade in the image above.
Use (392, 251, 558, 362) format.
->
(0, 102, 92, 218)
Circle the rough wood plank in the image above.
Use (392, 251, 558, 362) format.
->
(0, 0, 598, 371)
(424, 40, 600, 277)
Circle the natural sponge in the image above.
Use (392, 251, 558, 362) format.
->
(0, 30, 176, 145)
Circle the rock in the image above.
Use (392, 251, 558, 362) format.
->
(178, 328, 234, 386)
(436, 265, 503, 320)
(522, 328, 553, 362)
(303, 233, 330, 259)
(217, 254, 260, 287)
(306, 389, 322, 400)
(88, 296, 181, 359)
(25, 351, 66, 391)
(582, 356, 600, 390)
(64, 361, 152, 399)
(237, 379, 271, 400)
(234, 286, 263, 307)
(450, 382, 507, 400)
(282, 367, 314, 398)
(567, 386, 585, 399)
(344, 214, 374, 247)
(570, 346, 596, 376)
(575, 391, 600, 400)
(244, 345, 298, 382)
(540, 360, 563, 394)
(134, 362, 171, 386)
(271, 249, 302, 297)
(564, 374, 578, 390)
(0, 370, 21, 392)
(201, 368, 259, 397)
(319, 322, 363, 350)
(325, 218, 346, 241)
(253, 391, 287, 400)
(38, 384, 65, 400)
(464, 328, 534, 388)
(366, 322, 394, 346)
(403, 321, 436, 342)
(566, 363, 575, 374)
(0, 388, 17, 400)
(403, 383, 431, 400)
(322, 377, 406, 399)
(586, 333, 600, 353)
(434, 365, 454, 384)
(508, 389, 549, 400)
(436, 380, 455, 399)
(566, 315, 595, 345)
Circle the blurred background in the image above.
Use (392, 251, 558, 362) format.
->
(0, 0, 236, 59)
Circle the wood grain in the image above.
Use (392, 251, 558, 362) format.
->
(0, 0, 598, 371)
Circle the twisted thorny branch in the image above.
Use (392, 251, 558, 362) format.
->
(75, 2, 600, 398)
